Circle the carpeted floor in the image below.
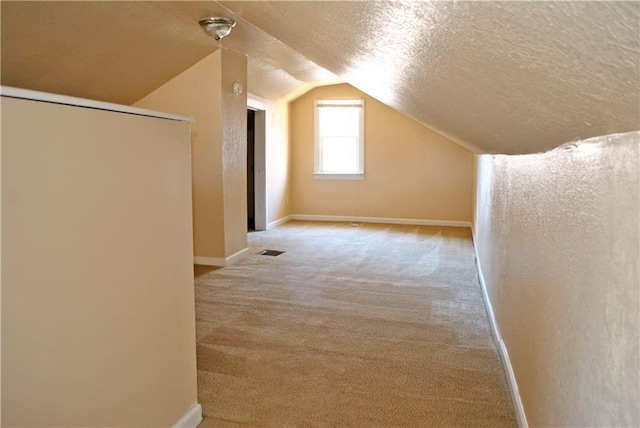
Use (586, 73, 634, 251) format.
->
(194, 221, 517, 427)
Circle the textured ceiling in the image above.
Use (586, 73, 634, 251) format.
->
(0, 1, 337, 104)
(1, 1, 215, 105)
(222, 1, 640, 154)
(2, 1, 639, 154)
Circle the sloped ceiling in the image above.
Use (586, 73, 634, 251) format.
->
(0, 1, 338, 104)
(2, 1, 639, 154)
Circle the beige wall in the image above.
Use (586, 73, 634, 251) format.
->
(135, 52, 225, 259)
(473, 131, 639, 426)
(135, 50, 248, 261)
(1, 97, 198, 426)
(266, 100, 291, 224)
(289, 84, 473, 222)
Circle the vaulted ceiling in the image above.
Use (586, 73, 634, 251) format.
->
(2, 1, 638, 154)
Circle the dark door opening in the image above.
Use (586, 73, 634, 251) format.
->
(247, 109, 256, 231)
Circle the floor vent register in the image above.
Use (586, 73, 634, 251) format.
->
(259, 250, 286, 257)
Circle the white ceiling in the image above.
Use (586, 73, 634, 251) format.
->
(2, 1, 639, 154)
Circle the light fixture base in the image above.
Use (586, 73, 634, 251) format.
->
(199, 17, 236, 41)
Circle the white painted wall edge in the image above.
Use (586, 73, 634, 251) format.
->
(290, 214, 471, 228)
(194, 247, 250, 267)
(471, 227, 528, 428)
(172, 403, 202, 428)
(0, 86, 194, 123)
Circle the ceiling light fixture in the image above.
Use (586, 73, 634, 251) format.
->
(199, 17, 236, 41)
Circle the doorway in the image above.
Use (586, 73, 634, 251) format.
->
(247, 110, 255, 230)
(247, 106, 266, 231)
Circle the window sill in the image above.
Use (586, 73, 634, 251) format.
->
(313, 173, 364, 180)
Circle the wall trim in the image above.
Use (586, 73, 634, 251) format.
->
(1, 86, 194, 123)
(226, 247, 250, 265)
(267, 215, 292, 229)
(472, 229, 528, 428)
(290, 214, 471, 228)
(194, 247, 249, 267)
(173, 403, 202, 428)
(193, 256, 226, 267)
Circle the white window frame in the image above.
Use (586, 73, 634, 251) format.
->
(314, 98, 365, 180)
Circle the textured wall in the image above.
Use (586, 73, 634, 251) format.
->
(474, 132, 639, 426)
(220, 49, 249, 256)
(290, 84, 473, 222)
(135, 53, 226, 259)
(2, 97, 197, 426)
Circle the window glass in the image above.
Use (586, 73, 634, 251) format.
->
(314, 99, 364, 176)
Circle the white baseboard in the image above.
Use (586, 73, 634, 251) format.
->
(194, 247, 249, 267)
(473, 237, 528, 428)
(267, 215, 292, 229)
(290, 214, 471, 228)
(193, 256, 226, 267)
(226, 247, 249, 265)
(173, 403, 202, 428)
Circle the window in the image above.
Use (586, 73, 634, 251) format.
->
(314, 99, 364, 178)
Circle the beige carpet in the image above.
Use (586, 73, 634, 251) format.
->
(194, 221, 517, 427)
